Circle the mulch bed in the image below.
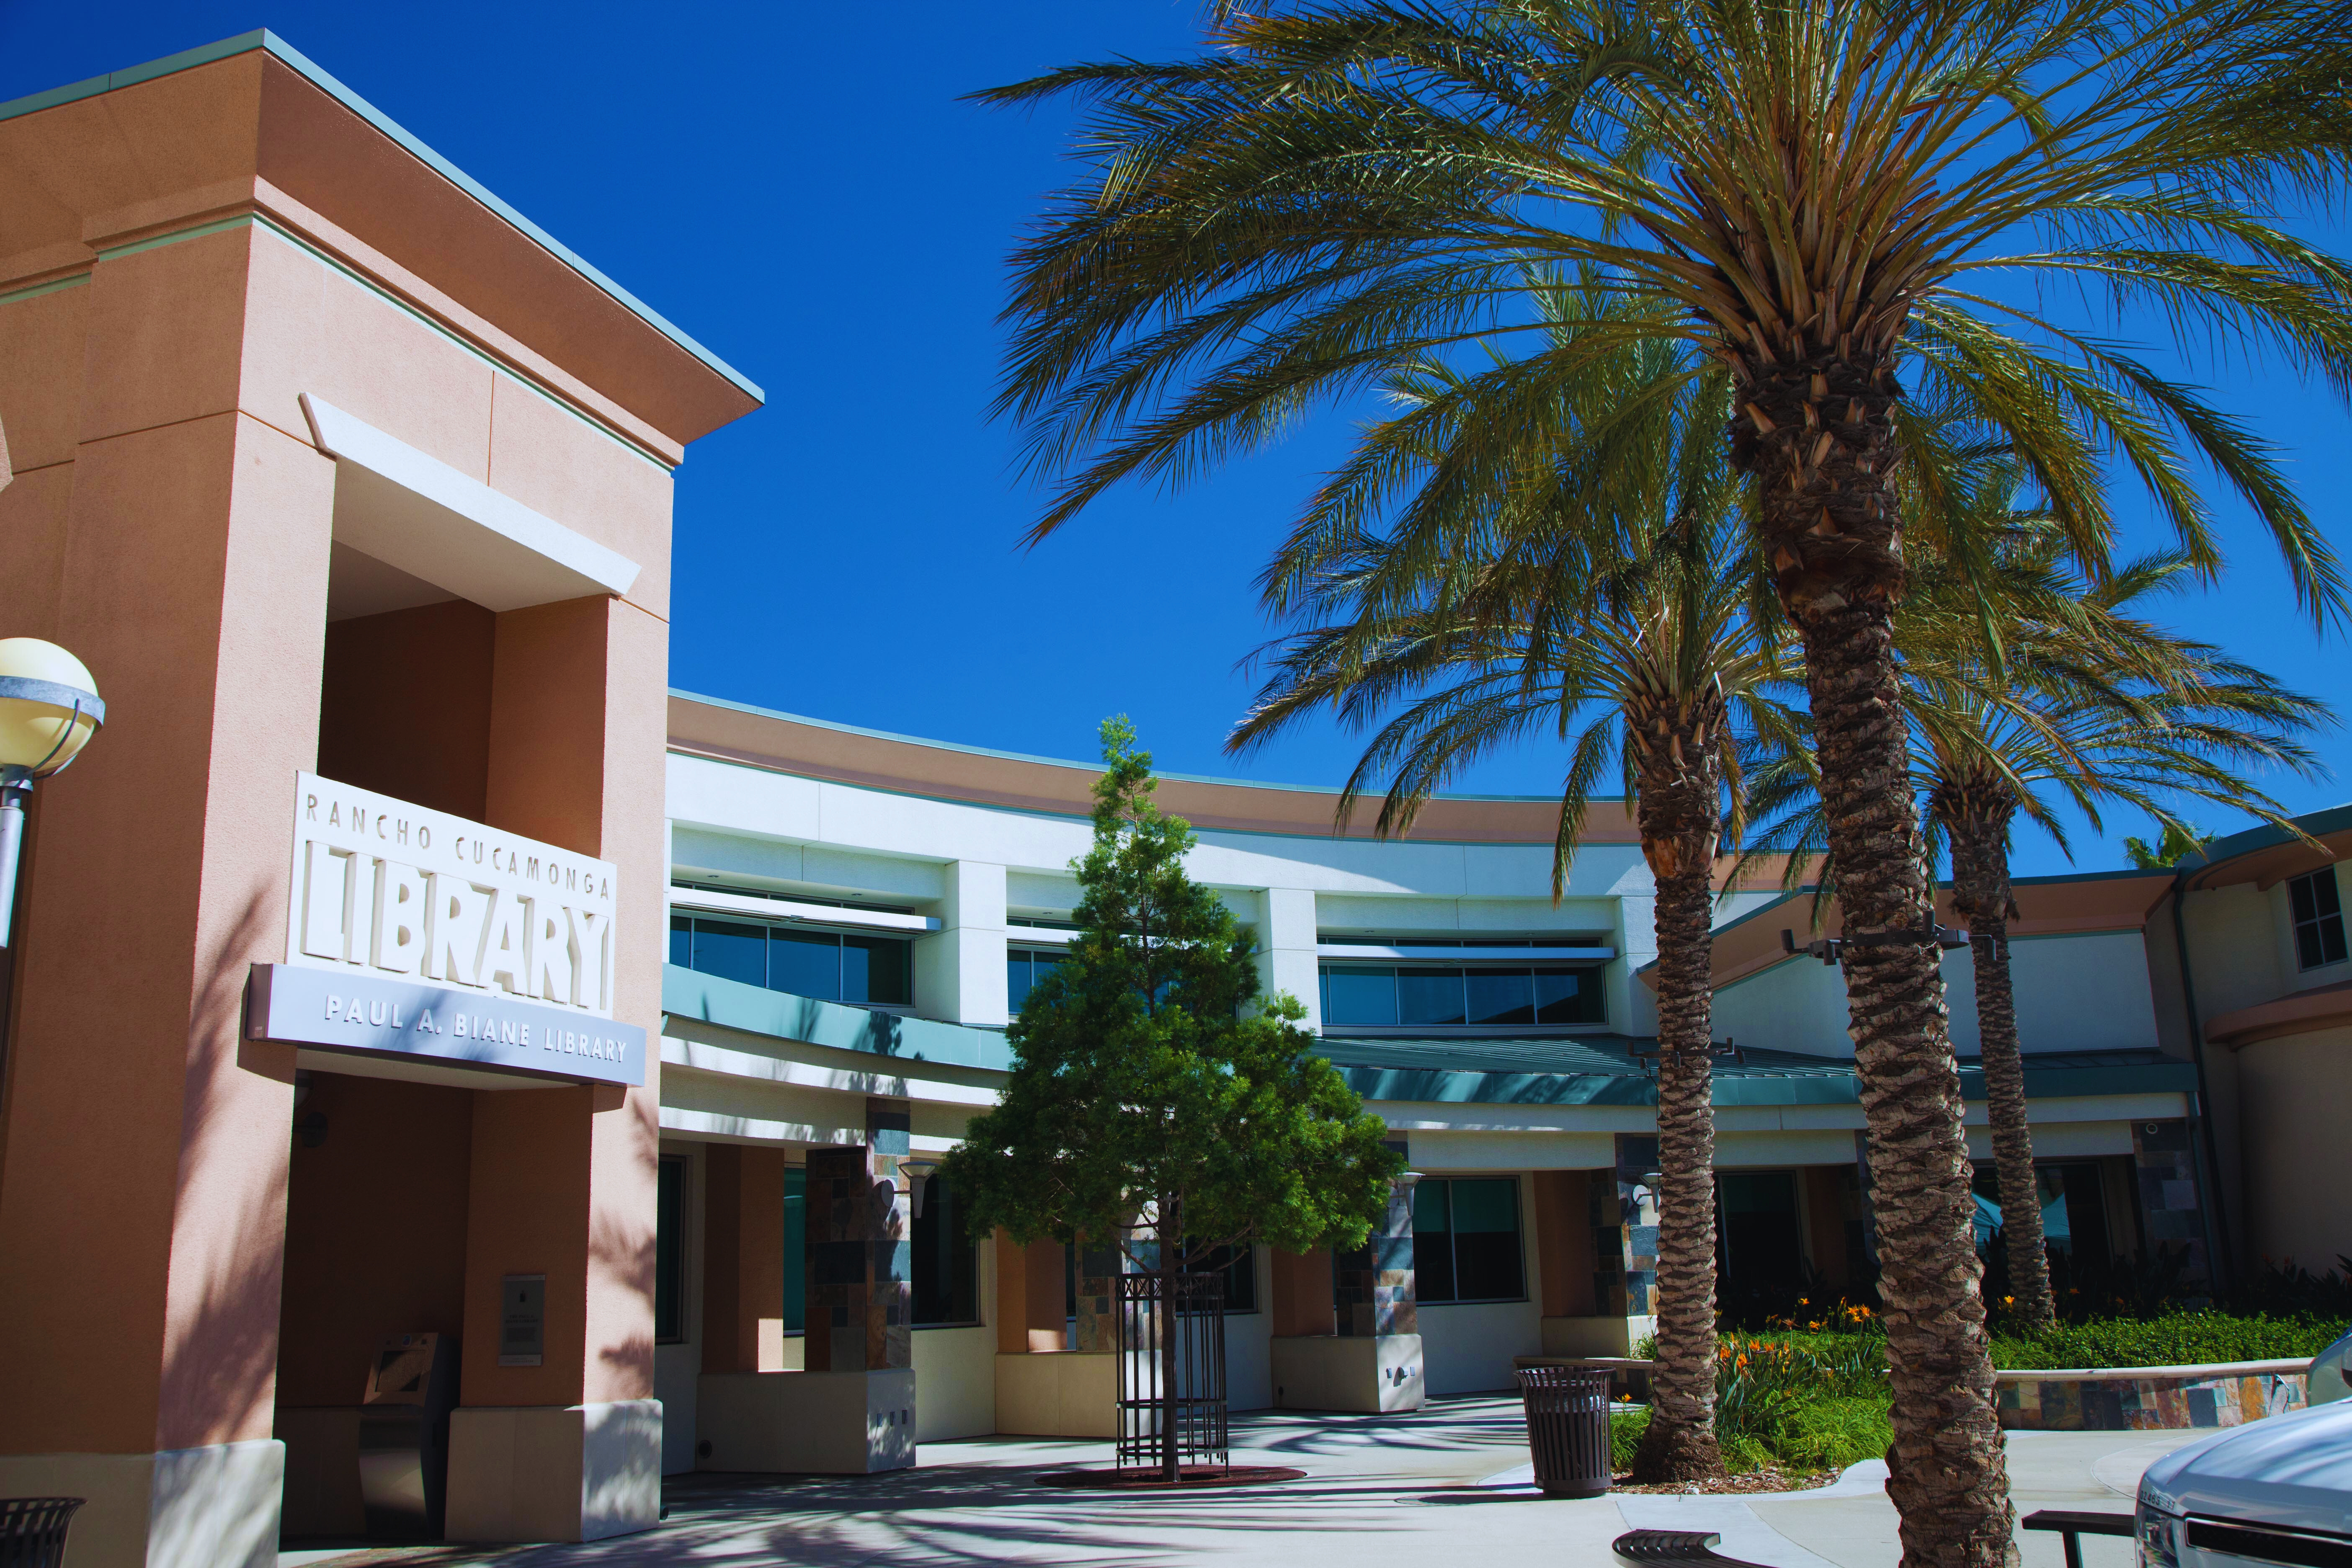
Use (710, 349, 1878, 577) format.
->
(1608, 1467, 1836, 1495)
(1036, 1465, 1306, 1490)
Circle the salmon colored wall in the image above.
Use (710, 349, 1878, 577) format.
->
(276, 1075, 473, 1406)
(461, 594, 668, 1409)
(699, 1145, 786, 1374)
(318, 601, 495, 820)
(0, 346, 333, 1456)
(1532, 1170, 1598, 1317)
(991, 1232, 1068, 1354)
(1268, 1250, 1336, 1338)
(0, 34, 727, 1465)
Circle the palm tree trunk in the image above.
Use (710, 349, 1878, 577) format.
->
(1944, 795, 2055, 1331)
(1627, 692, 1727, 1483)
(1632, 859, 1725, 1480)
(1738, 356, 2014, 1568)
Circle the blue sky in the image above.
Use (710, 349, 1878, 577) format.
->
(8, 3, 2347, 877)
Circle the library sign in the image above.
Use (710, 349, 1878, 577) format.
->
(244, 773, 645, 1086)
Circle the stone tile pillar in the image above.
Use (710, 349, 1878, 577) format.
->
(2132, 1118, 2212, 1292)
(1594, 1135, 1660, 1327)
(1288, 1142, 1422, 1412)
(804, 1096, 912, 1373)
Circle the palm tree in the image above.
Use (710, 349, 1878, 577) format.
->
(1231, 279, 1797, 1479)
(978, 5, 2352, 1553)
(1750, 538, 2328, 1330)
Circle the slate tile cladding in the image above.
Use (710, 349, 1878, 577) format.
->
(803, 1096, 915, 1373)
(1998, 1369, 2307, 1431)
(1336, 1142, 1418, 1338)
(2131, 1117, 2210, 1290)
(1595, 1134, 1661, 1318)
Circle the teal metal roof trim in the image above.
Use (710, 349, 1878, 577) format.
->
(2180, 802, 2352, 877)
(1314, 1035, 2197, 1108)
(671, 688, 1616, 807)
(0, 32, 762, 405)
(661, 965, 1014, 1073)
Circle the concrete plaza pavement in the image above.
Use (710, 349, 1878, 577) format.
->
(280, 1396, 2195, 1568)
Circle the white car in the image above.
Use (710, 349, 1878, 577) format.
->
(2137, 1394, 2352, 1568)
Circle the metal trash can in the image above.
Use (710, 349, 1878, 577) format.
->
(1514, 1366, 1614, 1497)
(0, 1498, 85, 1568)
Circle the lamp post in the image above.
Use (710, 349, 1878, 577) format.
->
(0, 638, 105, 949)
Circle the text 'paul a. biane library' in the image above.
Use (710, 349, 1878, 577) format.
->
(3, 31, 2346, 1568)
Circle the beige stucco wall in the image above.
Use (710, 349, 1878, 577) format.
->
(2233, 1025, 2352, 1270)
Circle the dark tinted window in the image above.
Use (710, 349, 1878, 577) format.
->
(783, 1167, 806, 1332)
(1320, 964, 1605, 1029)
(2290, 869, 2348, 970)
(1008, 949, 1065, 1016)
(1412, 1176, 1526, 1303)
(655, 1155, 686, 1343)
(667, 914, 913, 1007)
(911, 1174, 979, 1326)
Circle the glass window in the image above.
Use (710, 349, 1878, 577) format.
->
(668, 914, 691, 968)
(910, 1174, 979, 1326)
(767, 926, 839, 996)
(1397, 966, 1467, 1026)
(1411, 1176, 1528, 1304)
(1008, 949, 1064, 1016)
(1466, 970, 1535, 1026)
(1319, 963, 1605, 1029)
(1718, 1171, 1804, 1299)
(692, 918, 769, 988)
(2290, 869, 2348, 970)
(1535, 967, 1606, 1024)
(655, 1155, 686, 1343)
(1322, 965, 1399, 1027)
(1184, 1240, 1257, 1313)
(782, 1166, 806, 1333)
(843, 934, 911, 1006)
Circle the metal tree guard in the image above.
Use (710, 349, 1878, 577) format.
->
(1115, 1271, 1229, 1477)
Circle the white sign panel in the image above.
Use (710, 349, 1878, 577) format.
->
(284, 771, 616, 1019)
(245, 963, 644, 1087)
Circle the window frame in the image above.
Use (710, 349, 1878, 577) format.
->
(1411, 1173, 1530, 1306)
(2287, 867, 2349, 973)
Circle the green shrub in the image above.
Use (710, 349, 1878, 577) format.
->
(1991, 1310, 2345, 1369)
(1610, 1408, 1647, 1470)
(1775, 1396, 1894, 1471)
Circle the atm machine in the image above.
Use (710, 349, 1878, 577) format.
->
(357, 1332, 459, 1540)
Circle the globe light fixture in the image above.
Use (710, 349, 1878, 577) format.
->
(0, 638, 105, 946)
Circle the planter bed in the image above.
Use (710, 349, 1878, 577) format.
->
(1994, 1357, 2311, 1431)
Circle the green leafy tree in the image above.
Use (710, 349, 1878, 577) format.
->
(939, 718, 1399, 1480)
(2124, 823, 2220, 871)
(1231, 276, 1799, 1480)
(977, 3, 2352, 1554)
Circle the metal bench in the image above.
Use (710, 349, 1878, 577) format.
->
(2022, 1508, 2134, 1568)
(1613, 1530, 1769, 1567)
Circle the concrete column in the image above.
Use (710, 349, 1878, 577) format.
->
(0, 229, 333, 1567)
(445, 595, 667, 1545)
(915, 861, 1007, 1026)
(994, 1233, 1068, 1354)
(699, 1145, 787, 1374)
(1533, 1170, 1598, 1317)
(1255, 887, 1320, 1029)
